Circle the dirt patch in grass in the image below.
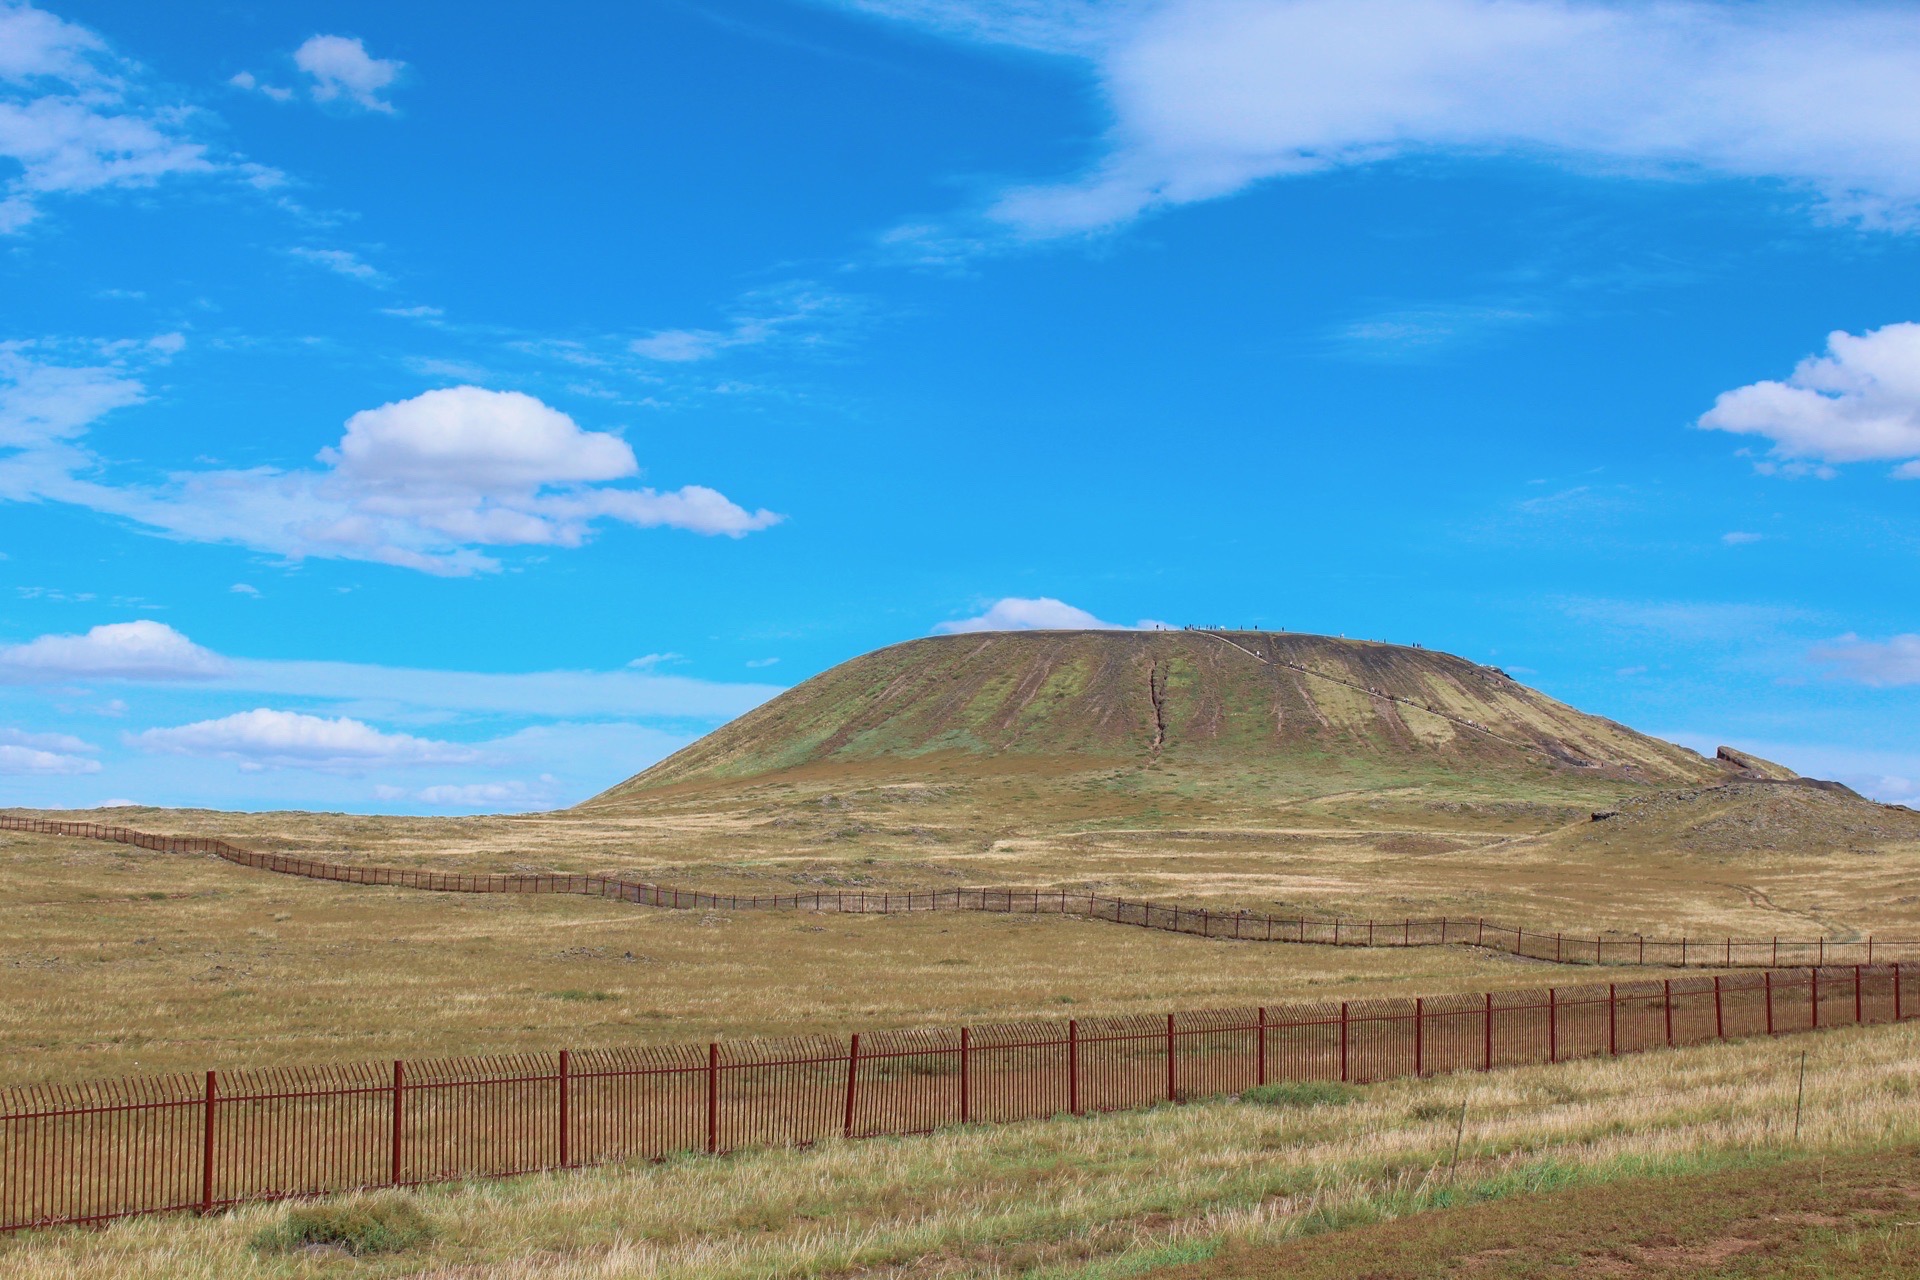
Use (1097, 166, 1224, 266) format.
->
(1151, 1148, 1920, 1279)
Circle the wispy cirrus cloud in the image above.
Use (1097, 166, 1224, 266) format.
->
(0, 1, 273, 232)
(852, 0, 1920, 241)
(1809, 633, 1920, 687)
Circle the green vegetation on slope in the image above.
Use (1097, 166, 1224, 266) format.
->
(590, 630, 1724, 808)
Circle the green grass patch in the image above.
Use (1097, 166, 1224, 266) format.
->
(250, 1194, 433, 1256)
(547, 988, 616, 1002)
(1239, 1081, 1361, 1109)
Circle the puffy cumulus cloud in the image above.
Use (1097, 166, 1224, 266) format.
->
(0, 726, 99, 775)
(0, 620, 228, 681)
(1699, 323, 1920, 475)
(856, 0, 1920, 239)
(134, 708, 477, 771)
(293, 35, 403, 113)
(934, 596, 1170, 633)
(0, 1, 229, 231)
(0, 366, 782, 574)
(1809, 633, 1920, 687)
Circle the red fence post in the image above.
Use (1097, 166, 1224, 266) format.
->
(1855, 965, 1863, 1025)
(1765, 970, 1775, 1035)
(1608, 983, 1617, 1055)
(391, 1061, 404, 1186)
(1256, 1007, 1267, 1086)
(200, 1071, 217, 1214)
(707, 1042, 720, 1154)
(1068, 1020, 1080, 1115)
(1663, 980, 1673, 1048)
(558, 1050, 571, 1168)
(1166, 1014, 1177, 1101)
(843, 1034, 860, 1138)
(1713, 976, 1723, 1040)
(1340, 1002, 1351, 1082)
(1483, 991, 1492, 1071)
(1414, 998, 1424, 1076)
(1812, 968, 1820, 1030)
(959, 1027, 971, 1123)
(1548, 988, 1557, 1063)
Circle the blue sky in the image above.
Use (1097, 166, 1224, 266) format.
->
(4, 0, 1920, 812)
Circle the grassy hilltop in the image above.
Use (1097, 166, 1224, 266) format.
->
(593, 629, 1722, 805)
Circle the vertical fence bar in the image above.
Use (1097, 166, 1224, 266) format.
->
(1663, 980, 1673, 1048)
(1855, 965, 1863, 1025)
(1414, 998, 1424, 1076)
(706, 1043, 719, 1155)
(959, 1027, 971, 1123)
(1256, 1007, 1267, 1086)
(1548, 988, 1557, 1063)
(558, 1050, 571, 1168)
(1765, 970, 1775, 1035)
(843, 1035, 860, 1138)
(1812, 968, 1820, 1029)
(1068, 1020, 1080, 1115)
(391, 1060, 404, 1186)
(1482, 992, 1492, 1071)
(200, 1071, 216, 1213)
(1166, 1014, 1177, 1101)
(1714, 976, 1724, 1040)
(1340, 1002, 1351, 1082)
(1608, 983, 1617, 1055)
(1898, 965, 1905, 1022)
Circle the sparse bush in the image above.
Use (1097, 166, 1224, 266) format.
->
(250, 1194, 433, 1256)
(1240, 1081, 1361, 1109)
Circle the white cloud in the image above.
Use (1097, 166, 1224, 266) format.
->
(1699, 323, 1920, 474)
(1721, 531, 1763, 546)
(228, 70, 293, 103)
(134, 707, 475, 771)
(230, 582, 259, 596)
(0, 342, 147, 448)
(630, 287, 851, 363)
(934, 596, 1168, 634)
(293, 35, 403, 114)
(0, 742, 98, 774)
(858, 0, 1920, 238)
(0, 367, 783, 574)
(0, 727, 95, 753)
(745, 657, 780, 668)
(1809, 633, 1920, 687)
(381, 304, 443, 319)
(0, 1, 224, 231)
(289, 246, 384, 283)
(0, 620, 228, 681)
(0, 726, 98, 774)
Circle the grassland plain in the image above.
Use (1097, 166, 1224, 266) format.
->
(0, 824, 1646, 1081)
(1, 1014, 1915, 1278)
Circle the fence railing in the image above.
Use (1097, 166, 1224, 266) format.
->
(3, 814, 1909, 968)
(1, 963, 1910, 1232)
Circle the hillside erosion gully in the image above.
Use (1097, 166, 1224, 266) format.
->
(5, 815, 1906, 970)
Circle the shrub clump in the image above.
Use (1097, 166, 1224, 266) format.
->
(1240, 1081, 1362, 1109)
(250, 1193, 434, 1256)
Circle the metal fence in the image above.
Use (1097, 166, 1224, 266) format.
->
(1, 964, 1909, 1232)
(3, 814, 1913, 968)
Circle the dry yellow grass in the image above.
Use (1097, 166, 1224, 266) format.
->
(2, 825, 1623, 1082)
(2, 1009, 1912, 1278)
